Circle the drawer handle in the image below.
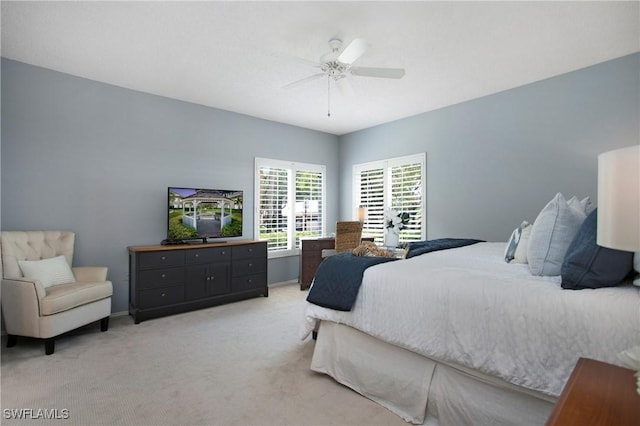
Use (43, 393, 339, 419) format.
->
(195, 253, 199, 258)
(247, 279, 252, 284)
(248, 248, 253, 252)
(248, 263, 253, 268)
(161, 256, 166, 260)
(161, 273, 166, 278)
(210, 276, 215, 280)
(221, 251, 226, 255)
(161, 293, 166, 297)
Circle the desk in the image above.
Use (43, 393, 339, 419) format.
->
(299, 236, 374, 290)
(546, 357, 640, 426)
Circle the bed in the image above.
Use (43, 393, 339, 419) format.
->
(301, 242, 640, 425)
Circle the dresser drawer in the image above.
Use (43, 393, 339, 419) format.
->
(185, 247, 231, 264)
(232, 257, 267, 277)
(138, 251, 184, 269)
(231, 242, 266, 260)
(138, 267, 184, 290)
(301, 239, 335, 252)
(232, 273, 267, 292)
(138, 285, 184, 309)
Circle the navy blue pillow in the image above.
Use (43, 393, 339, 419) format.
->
(561, 209, 634, 290)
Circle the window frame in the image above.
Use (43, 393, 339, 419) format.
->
(352, 153, 427, 244)
(254, 157, 326, 258)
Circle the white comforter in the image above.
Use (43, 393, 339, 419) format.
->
(302, 242, 640, 397)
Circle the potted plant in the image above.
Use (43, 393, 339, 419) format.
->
(384, 208, 410, 247)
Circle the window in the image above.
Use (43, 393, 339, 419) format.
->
(255, 158, 326, 257)
(353, 153, 426, 244)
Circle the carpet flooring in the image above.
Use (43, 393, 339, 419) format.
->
(0, 283, 407, 426)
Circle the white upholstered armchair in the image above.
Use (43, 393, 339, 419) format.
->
(0, 231, 113, 355)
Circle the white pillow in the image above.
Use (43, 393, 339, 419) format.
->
(18, 255, 76, 288)
(527, 193, 587, 276)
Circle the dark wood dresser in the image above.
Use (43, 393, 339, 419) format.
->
(129, 240, 267, 323)
(299, 237, 335, 290)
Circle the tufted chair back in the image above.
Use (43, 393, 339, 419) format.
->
(1, 230, 112, 355)
(0, 231, 75, 279)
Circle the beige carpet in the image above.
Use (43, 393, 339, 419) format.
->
(0, 283, 407, 426)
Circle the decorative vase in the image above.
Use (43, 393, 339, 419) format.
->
(384, 229, 400, 248)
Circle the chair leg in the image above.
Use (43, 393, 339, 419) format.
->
(100, 316, 109, 332)
(44, 338, 55, 355)
(6, 334, 17, 348)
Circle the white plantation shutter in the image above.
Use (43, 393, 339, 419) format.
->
(295, 170, 324, 249)
(255, 158, 326, 257)
(391, 161, 423, 241)
(354, 153, 426, 244)
(258, 165, 290, 252)
(358, 167, 385, 242)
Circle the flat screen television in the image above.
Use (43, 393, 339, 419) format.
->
(167, 187, 243, 242)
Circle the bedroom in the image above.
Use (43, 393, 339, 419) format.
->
(1, 1, 639, 425)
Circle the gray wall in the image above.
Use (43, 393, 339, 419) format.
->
(1, 58, 340, 313)
(2, 53, 638, 315)
(339, 53, 640, 242)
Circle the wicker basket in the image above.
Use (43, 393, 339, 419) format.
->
(334, 221, 363, 253)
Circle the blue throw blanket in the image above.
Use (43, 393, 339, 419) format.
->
(306, 253, 397, 311)
(307, 238, 484, 311)
(404, 238, 484, 258)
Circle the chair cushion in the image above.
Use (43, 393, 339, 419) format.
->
(40, 280, 113, 316)
(18, 255, 76, 288)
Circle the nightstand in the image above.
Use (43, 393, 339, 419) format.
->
(546, 357, 640, 425)
(299, 236, 375, 290)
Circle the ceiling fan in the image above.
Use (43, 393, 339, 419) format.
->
(283, 38, 406, 116)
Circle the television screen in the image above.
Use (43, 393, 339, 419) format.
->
(168, 187, 243, 241)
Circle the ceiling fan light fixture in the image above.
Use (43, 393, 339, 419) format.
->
(328, 38, 342, 51)
(322, 61, 348, 79)
(320, 38, 342, 63)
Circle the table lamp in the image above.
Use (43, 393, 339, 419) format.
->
(597, 144, 640, 286)
(357, 205, 367, 223)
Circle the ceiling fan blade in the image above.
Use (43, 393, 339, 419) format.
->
(337, 38, 368, 64)
(282, 73, 325, 89)
(350, 66, 406, 79)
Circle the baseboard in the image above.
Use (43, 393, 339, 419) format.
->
(268, 279, 299, 288)
(0, 285, 296, 337)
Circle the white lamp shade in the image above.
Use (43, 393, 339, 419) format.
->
(597, 144, 640, 251)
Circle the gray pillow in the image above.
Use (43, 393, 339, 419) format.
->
(504, 221, 530, 263)
(561, 209, 634, 289)
(504, 227, 521, 262)
(528, 193, 586, 276)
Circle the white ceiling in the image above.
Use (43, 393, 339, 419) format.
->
(2, 1, 639, 136)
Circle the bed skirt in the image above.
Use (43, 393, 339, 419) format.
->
(311, 321, 556, 425)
